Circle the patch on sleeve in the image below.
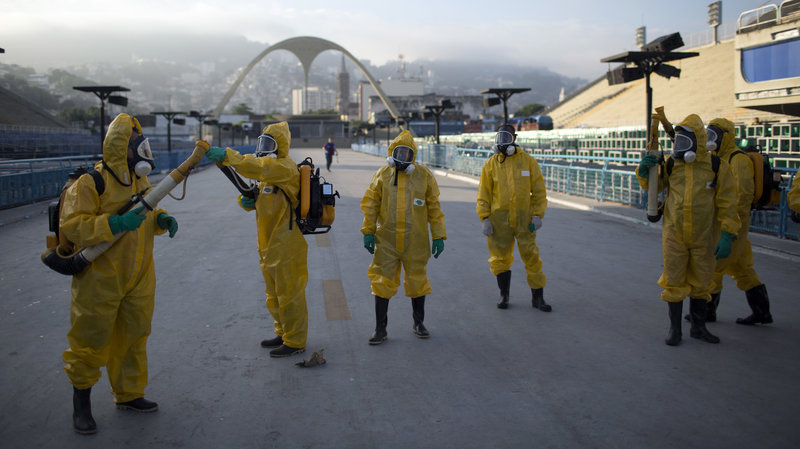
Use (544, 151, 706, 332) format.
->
(413, 198, 425, 206)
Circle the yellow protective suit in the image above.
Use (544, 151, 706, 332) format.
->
(708, 118, 761, 293)
(789, 171, 800, 213)
(476, 145, 548, 288)
(635, 114, 740, 302)
(220, 122, 308, 348)
(361, 131, 446, 299)
(62, 113, 168, 403)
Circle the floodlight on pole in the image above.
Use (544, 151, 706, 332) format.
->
(636, 27, 646, 50)
(424, 98, 455, 144)
(73, 85, 131, 153)
(708, 1, 722, 43)
(601, 32, 698, 137)
(479, 88, 531, 123)
(151, 111, 186, 153)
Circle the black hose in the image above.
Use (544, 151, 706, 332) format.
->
(217, 164, 257, 199)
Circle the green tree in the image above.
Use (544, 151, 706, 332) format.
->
(58, 106, 101, 133)
(231, 103, 253, 115)
(514, 103, 545, 117)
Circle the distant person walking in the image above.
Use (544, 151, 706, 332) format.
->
(323, 137, 337, 172)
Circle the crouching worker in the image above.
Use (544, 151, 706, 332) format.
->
(361, 130, 446, 344)
(62, 113, 178, 434)
(637, 114, 740, 346)
(205, 122, 308, 358)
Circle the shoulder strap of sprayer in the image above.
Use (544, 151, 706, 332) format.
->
(279, 188, 294, 230)
(729, 150, 746, 164)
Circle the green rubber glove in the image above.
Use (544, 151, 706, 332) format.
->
(528, 215, 543, 233)
(206, 146, 227, 162)
(108, 207, 145, 234)
(239, 195, 256, 210)
(156, 212, 179, 238)
(714, 230, 736, 260)
(363, 234, 375, 254)
(638, 154, 658, 179)
(432, 238, 444, 259)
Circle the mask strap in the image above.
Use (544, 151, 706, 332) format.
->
(102, 160, 132, 187)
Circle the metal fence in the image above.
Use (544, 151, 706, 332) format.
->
(352, 142, 799, 240)
(0, 144, 256, 209)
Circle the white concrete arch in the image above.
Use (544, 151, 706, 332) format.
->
(212, 36, 401, 122)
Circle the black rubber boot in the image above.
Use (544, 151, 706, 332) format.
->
(665, 301, 683, 346)
(72, 386, 96, 434)
(496, 271, 511, 309)
(411, 296, 429, 338)
(260, 335, 283, 348)
(369, 296, 389, 345)
(707, 292, 721, 322)
(269, 345, 305, 358)
(116, 397, 159, 412)
(685, 292, 720, 322)
(736, 284, 773, 325)
(689, 298, 720, 344)
(531, 288, 552, 312)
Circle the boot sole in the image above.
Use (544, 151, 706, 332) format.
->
(413, 331, 430, 339)
(690, 332, 720, 344)
(368, 337, 387, 345)
(73, 426, 97, 435)
(116, 404, 158, 413)
(269, 348, 305, 358)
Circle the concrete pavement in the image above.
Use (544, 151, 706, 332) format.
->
(1, 147, 799, 448)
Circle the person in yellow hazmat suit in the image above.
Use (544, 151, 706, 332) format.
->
(476, 123, 551, 312)
(61, 113, 178, 434)
(637, 114, 740, 346)
(205, 122, 308, 358)
(701, 118, 772, 325)
(361, 130, 446, 344)
(789, 171, 800, 221)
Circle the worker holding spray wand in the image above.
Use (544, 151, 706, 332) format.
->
(636, 111, 740, 346)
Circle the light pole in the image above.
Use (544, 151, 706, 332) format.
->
(151, 111, 186, 153)
(204, 119, 219, 145)
(601, 32, 698, 138)
(480, 88, 530, 124)
(424, 99, 455, 144)
(73, 85, 130, 153)
(189, 110, 211, 140)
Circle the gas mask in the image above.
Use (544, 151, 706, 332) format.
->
(705, 125, 725, 153)
(494, 126, 517, 156)
(128, 135, 155, 178)
(255, 134, 279, 158)
(386, 145, 415, 174)
(673, 126, 697, 163)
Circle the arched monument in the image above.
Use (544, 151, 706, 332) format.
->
(212, 36, 401, 122)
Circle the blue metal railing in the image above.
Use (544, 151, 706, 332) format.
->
(0, 144, 256, 209)
(352, 142, 799, 240)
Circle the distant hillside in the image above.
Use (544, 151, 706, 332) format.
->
(2, 32, 587, 117)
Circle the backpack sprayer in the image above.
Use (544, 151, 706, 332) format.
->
(42, 140, 211, 275)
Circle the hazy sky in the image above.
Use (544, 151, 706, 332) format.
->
(1, 0, 767, 78)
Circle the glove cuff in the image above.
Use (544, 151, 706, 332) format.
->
(108, 215, 122, 234)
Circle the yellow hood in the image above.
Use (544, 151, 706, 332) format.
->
(709, 117, 736, 157)
(103, 113, 136, 174)
(387, 130, 417, 163)
(262, 121, 291, 158)
(677, 114, 708, 157)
